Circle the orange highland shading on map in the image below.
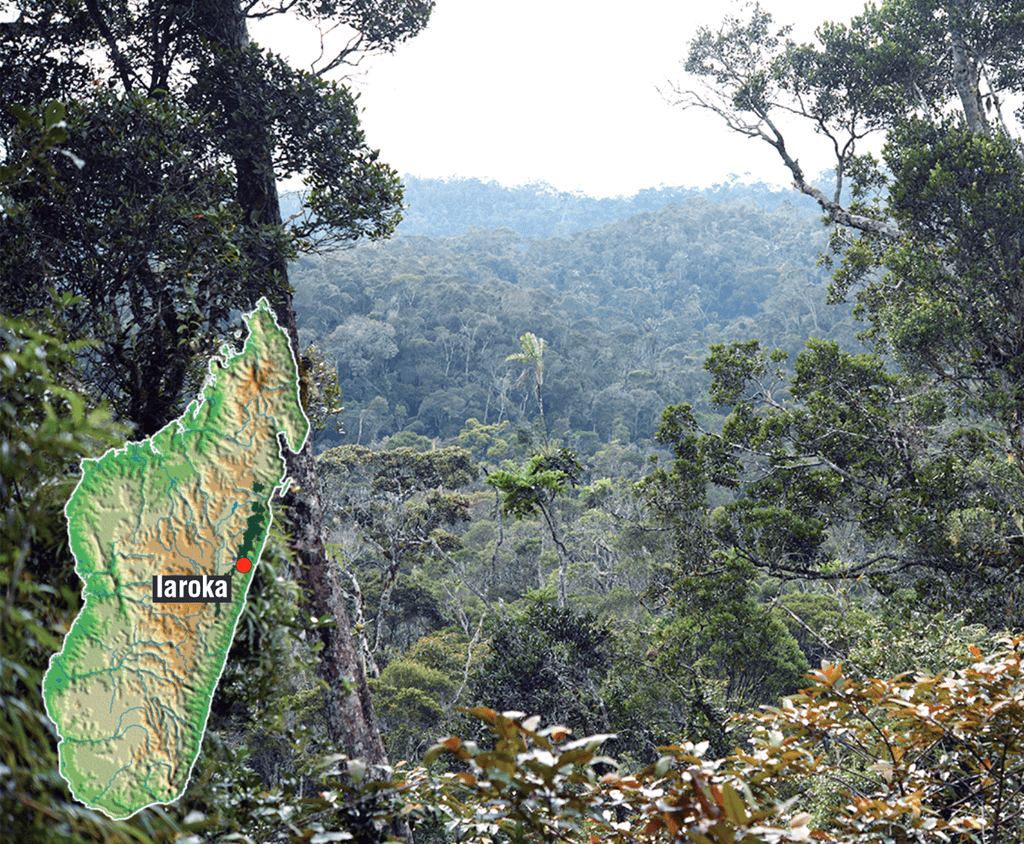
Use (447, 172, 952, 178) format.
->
(42, 298, 309, 819)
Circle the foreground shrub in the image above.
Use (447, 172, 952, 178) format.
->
(406, 637, 1024, 843)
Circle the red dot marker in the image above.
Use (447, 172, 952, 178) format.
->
(236, 557, 252, 573)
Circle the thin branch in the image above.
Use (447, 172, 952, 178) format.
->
(244, 0, 302, 18)
(666, 81, 901, 240)
(429, 536, 502, 617)
(312, 29, 367, 78)
(84, 0, 136, 91)
(759, 109, 901, 239)
(768, 595, 847, 664)
(440, 581, 471, 636)
(736, 547, 915, 581)
(446, 614, 486, 716)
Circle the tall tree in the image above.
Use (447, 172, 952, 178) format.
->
(487, 448, 583, 609)
(1, 2, 418, 433)
(507, 331, 548, 441)
(649, 338, 1024, 625)
(317, 444, 478, 676)
(190, 0, 405, 768)
(672, 0, 1024, 468)
(1, 0, 433, 770)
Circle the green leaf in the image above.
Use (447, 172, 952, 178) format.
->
(722, 782, 749, 825)
(7, 103, 33, 127)
(43, 100, 65, 129)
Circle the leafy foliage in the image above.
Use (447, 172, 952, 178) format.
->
(406, 637, 1024, 844)
(412, 707, 807, 844)
(290, 190, 841, 443)
(488, 449, 583, 522)
(2, 90, 291, 435)
(467, 604, 613, 743)
(734, 638, 1024, 842)
(487, 448, 583, 607)
(1, 0, 420, 435)
(319, 445, 477, 662)
(837, 118, 1024, 465)
(648, 337, 1024, 627)
(417, 708, 619, 844)
(188, 40, 406, 250)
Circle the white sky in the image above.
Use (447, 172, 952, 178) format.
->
(253, 0, 871, 198)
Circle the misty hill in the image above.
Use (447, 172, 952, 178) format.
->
(392, 175, 825, 239)
(290, 179, 857, 451)
(281, 175, 831, 243)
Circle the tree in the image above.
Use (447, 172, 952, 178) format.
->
(672, 0, 1024, 471)
(487, 448, 584, 609)
(1, 0, 434, 775)
(417, 638, 1024, 844)
(650, 338, 1024, 626)
(507, 332, 548, 441)
(466, 604, 614, 742)
(2, 3, 415, 432)
(673, 0, 1024, 234)
(2, 90, 287, 435)
(318, 445, 478, 673)
(635, 399, 809, 755)
(663, 1, 1024, 617)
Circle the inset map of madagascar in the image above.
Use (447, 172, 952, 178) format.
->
(43, 299, 309, 819)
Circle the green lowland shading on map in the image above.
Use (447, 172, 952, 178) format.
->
(42, 298, 309, 819)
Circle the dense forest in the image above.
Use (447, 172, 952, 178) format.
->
(289, 178, 850, 448)
(5, 1, 1024, 843)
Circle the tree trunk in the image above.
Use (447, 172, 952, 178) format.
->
(951, 29, 988, 136)
(538, 497, 568, 609)
(201, 0, 389, 771)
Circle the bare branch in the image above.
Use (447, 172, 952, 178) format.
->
(754, 109, 901, 239)
(429, 535, 502, 617)
(312, 29, 367, 77)
(446, 614, 486, 716)
(84, 0, 136, 91)
(737, 547, 916, 581)
(769, 595, 848, 664)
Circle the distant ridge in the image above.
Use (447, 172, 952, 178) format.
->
(281, 174, 830, 243)
(391, 176, 823, 239)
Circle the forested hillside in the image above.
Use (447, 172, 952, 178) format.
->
(287, 145, 1024, 785)
(392, 175, 826, 237)
(289, 181, 855, 767)
(292, 182, 853, 448)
